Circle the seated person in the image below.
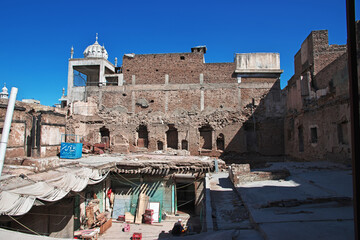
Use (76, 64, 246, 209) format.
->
(171, 219, 184, 236)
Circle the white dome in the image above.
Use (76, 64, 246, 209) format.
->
(83, 34, 108, 59)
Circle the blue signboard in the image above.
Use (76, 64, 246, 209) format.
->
(60, 142, 83, 159)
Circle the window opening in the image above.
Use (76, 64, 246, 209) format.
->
(166, 124, 178, 149)
(137, 125, 148, 148)
(199, 125, 212, 150)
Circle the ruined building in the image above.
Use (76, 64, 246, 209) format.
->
(66, 36, 285, 157)
(284, 23, 360, 162)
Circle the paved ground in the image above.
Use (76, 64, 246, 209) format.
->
(99, 214, 190, 240)
(207, 172, 263, 240)
(236, 161, 354, 240)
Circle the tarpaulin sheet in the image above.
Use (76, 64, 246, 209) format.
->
(0, 168, 109, 216)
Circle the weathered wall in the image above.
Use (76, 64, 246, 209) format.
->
(67, 78, 284, 157)
(67, 48, 285, 157)
(284, 24, 358, 163)
(0, 100, 66, 159)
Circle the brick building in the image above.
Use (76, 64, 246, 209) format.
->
(284, 22, 360, 162)
(66, 37, 285, 157)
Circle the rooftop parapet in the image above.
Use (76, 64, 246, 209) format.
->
(235, 53, 283, 74)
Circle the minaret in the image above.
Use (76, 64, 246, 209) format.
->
(70, 46, 74, 59)
(0, 83, 9, 99)
(115, 57, 118, 67)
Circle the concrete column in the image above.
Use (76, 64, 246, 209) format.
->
(165, 74, 169, 85)
(199, 73, 204, 84)
(165, 91, 169, 113)
(118, 74, 124, 86)
(132, 75, 136, 85)
(99, 62, 106, 86)
(132, 91, 135, 113)
(238, 87, 242, 110)
(67, 62, 74, 102)
(205, 174, 213, 232)
(200, 88, 204, 111)
(237, 75, 242, 83)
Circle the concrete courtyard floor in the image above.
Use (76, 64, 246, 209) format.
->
(236, 161, 354, 240)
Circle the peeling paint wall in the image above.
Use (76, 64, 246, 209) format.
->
(0, 100, 66, 159)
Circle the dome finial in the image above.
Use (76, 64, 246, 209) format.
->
(96, 33, 98, 43)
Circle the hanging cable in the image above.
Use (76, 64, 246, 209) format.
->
(177, 198, 195, 208)
(113, 171, 140, 187)
(8, 215, 41, 236)
(176, 177, 204, 190)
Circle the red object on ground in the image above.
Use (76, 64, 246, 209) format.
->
(123, 223, 130, 232)
(133, 232, 142, 240)
(143, 209, 154, 224)
(145, 209, 154, 215)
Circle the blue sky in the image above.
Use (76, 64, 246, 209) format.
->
(0, 0, 358, 106)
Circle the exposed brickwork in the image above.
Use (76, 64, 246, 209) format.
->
(229, 163, 290, 186)
(122, 52, 205, 85)
(204, 88, 238, 110)
(167, 89, 201, 112)
(204, 63, 236, 83)
(67, 46, 284, 157)
(284, 23, 360, 164)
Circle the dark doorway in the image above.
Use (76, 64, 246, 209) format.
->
(199, 125, 212, 150)
(137, 125, 148, 148)
(166, 124, 178, 149)
(100, 126, 110, 148)
(157, 141, 163, 150)
(176, 182, 195, 214)
(216, 133, 225, 151)
(181, 140, 188, 150)
(298, 125, 304, 152)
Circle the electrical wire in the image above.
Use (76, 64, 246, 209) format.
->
(8, 215, 41, 236)
(176, 177, 204, 190)
(177, 198, 195, 208)
(113, 171, 140, 187)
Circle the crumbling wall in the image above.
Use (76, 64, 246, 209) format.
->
(229, 163, 290, 186)
(0, 100, 66, 159)
(67, 49, 285, 157)
(284, 25, 356, 163)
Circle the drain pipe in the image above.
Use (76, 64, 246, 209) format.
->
(0, 87, 18, 177)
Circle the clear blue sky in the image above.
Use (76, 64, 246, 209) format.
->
(0, 0, 358, 106)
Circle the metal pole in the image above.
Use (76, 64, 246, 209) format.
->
(346, 0, 359, 238)
(0, 87, 18, 177)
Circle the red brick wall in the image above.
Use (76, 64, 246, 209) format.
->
(204, 89, 238, 110)
(134, 91, 166, 113)
(122, 52, 205, 84)
(204, 63, 236, 83)
(313, 45, 347, 75)
(167, 90, 201, 112)
(313, 52, 347, 90)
